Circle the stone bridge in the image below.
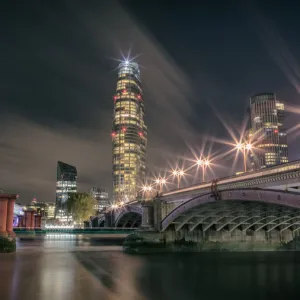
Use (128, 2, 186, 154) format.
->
(124, 188, 300, 252)
(157, 188, 300, 233)
(92, 203, 143, 228)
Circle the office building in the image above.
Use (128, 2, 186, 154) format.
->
(112, 60, 147, 203)
(55, 161, 77, 221)
(90, 187, 109, 213)
(248, 93, 288, 169)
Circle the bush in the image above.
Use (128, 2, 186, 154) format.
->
(0, 236, 16, 253)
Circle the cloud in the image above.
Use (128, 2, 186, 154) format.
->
(0, 115, 112, 202)
(1, 1, 203, 203)
(73, 0, 199, 164)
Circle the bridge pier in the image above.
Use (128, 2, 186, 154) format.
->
(141, 202, 154, 229)
(18, 215, 25, 228)
(105, 211, 115, 227)
(0, 194, 18, 253)
(35, 215, 42, 229)
(24, 209, 35, 230)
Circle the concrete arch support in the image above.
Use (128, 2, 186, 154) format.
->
(114, 204, 143, 228)
(161, 189, 300, 232)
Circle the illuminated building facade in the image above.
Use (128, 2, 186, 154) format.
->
(24, 201, 55, 219)
(248, 93, 288, 169)
(13, 203, 24, 227)
(55, 161, 77, 221)
(90, 187, 109, 213)
(112, 61, 147, 203)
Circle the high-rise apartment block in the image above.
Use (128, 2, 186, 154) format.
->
(248, 93, 288, 169)
(112, 60, 147, 203)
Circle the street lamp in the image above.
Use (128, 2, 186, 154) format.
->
(196, 158, 210, 182)
(235, 142, 252, 172)
(172, 169, 185, 188)
(141, 185, 153, 200)
(154, 177, 166, 193)
(245, 143, 252, 151)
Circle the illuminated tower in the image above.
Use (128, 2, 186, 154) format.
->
(249, 93, 288, 169)
(55, 161, 77, 221)
(112, 60, 147, 203)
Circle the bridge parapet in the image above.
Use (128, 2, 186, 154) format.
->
(161, 160, 300, 203)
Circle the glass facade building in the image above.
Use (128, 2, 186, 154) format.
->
(55, 161, 77, 221)
(90, 187, 109, 213)
(112, 61, 147, 203)
(248, 93, 288, 169)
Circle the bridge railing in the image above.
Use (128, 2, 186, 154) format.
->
(163, 159, 300, 196)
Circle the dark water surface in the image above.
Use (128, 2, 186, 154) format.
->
(1, 236, 300, 300)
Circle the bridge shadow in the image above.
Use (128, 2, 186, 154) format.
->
(74, 252, 117, 292)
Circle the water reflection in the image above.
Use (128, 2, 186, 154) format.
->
(1, 238, 300, 300)
(135, 253, 300, 300)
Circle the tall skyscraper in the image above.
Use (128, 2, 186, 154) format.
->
(55, 161, 77, 221)
(112, 60, 147, 203)
(90, 187, 109, 213)
(248, 93, 288, 169)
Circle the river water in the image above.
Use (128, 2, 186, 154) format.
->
(1, 235, 300, 300)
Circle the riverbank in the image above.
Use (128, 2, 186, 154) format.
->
(123, 231, 300, 253)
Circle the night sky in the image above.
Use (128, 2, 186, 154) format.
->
(1, 0, 300, 204)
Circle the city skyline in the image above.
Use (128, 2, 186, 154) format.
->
(1, 1, 300, 203)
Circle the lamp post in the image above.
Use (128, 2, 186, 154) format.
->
(172, 169, 185, 188)
(155, 178, 166, 193)
(197, 158, 210, 182)
(236, 142, 252, 172)
(142, 185, 153, 200)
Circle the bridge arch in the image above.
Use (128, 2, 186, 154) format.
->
(114, 205, 142, 228)
(161, 188, 300, 232)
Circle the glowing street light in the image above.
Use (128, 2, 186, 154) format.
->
(172, 169, 185, 189)
(111, 204, 118, 210)
(197, 159, 203, 166)
(172, 170, 178, 176)
(235, 142, 252, 172)
(236, 143, 243, 150)
(142, 185, 152, 192)
(154, 177, 166, 193)
(141, 185, 153, 200)
(196, 157, 210, 182)
(245, 143, 252, 151)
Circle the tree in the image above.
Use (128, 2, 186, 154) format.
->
(66, 192, 97, 224)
